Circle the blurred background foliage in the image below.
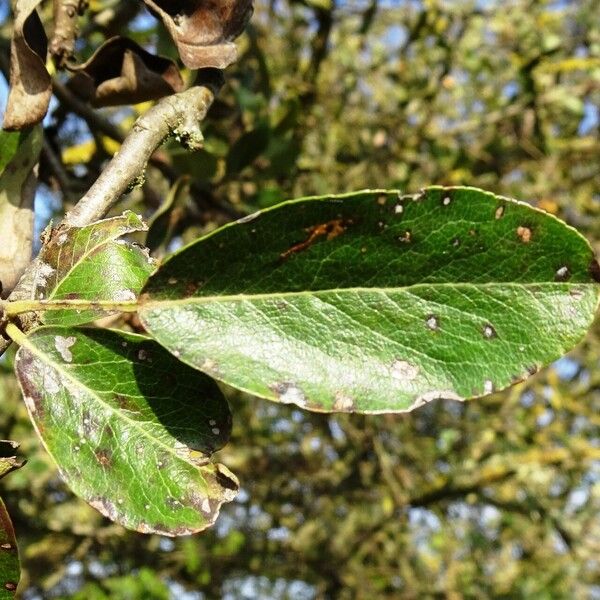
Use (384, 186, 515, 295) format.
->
(1, 0, 600, 597)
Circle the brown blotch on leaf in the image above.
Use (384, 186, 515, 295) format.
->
(280, 219, 353, 261)
(4, 582, 17, 591)
(67, 37, 184, 107)
(3, 0, 52, 130)
(94, 448, 112, 468)
(516, 225, 532, 243)
(114, 394, 137, 412)
(184, 281, 200, 297)
(142, 0, 254, 69)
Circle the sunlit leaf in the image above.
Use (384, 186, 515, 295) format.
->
(139, 186, 600, 413)
(14, 326, 238, 536)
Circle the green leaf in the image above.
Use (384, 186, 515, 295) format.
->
(0, 131, 25, 175)
(35, 212, 154, 326)
(225, 126, 270, 175)
(146, 176, 191, 253)
(139, 186, 600, 413)
(0, 498, 19, 598)
(13, 326, 238, 535)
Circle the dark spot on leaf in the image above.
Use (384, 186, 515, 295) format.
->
(184, 281, 200, 296)
(17, 353, 44, 418)
(114, 394, 137, 412)
(94, 448, 112, 468)
(64, 292, 81, 299)
(526, 365, 539, 376)
(589, 259, 600, 283)
(275, 301, 288, 311)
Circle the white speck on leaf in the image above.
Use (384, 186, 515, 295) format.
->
(442, 195, 451, 206)
(137, 349, 148, 361)
(201, 498, 211, 513)
(483, 324, 496, 339)
(394, 204, 404, 214)
(54, 336, 76, 362)
(483, 380, 494, 394)
(555, 266, 570, 281)
(426, 315, 439, 331)
(212, 427, 220, 435)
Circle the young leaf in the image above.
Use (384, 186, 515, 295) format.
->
(139, 186, 600, 413)
(0, 498, 19, 598)
(13, 326, 238, 536)
(34, 212, 154, 326)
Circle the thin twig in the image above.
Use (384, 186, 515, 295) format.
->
(63, 69, 224, 227)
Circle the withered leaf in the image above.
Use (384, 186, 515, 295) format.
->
(0, 440, 26, 480)
(67, 37, 184, 107)
(3, 0, 52, 131)
(142, 0, 253, 69)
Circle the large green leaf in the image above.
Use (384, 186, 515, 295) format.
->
(13, 326, 238, 535)
(139, 186, 600, 413)
(0, 498, 19, 599)
(33, 212, 154, 326)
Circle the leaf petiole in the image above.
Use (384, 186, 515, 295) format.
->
(1, 298, 139, 317)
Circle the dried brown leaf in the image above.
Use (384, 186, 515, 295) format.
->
(142, 0, 253, 69)
(67, 37, 184, 107)
(3, 0, 52, 131)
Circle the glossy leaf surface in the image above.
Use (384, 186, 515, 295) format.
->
(139, 187, 600, 413)
(0, 499, 19, 598)
(36, 212, 154, 325)
(14, 327, 237, 535)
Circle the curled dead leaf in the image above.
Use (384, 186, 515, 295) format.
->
(3, 0, 52, 130)
(67, 37, 185, 107)
(142, 0, 253, 69)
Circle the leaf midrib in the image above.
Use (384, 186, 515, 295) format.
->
(17, 330, 215, 484)
(141, 280, 595, 309)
